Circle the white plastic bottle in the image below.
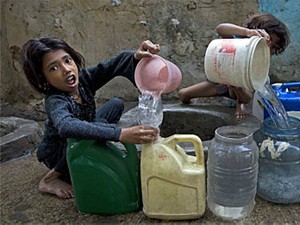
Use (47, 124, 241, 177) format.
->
(138, 93, 163, 128)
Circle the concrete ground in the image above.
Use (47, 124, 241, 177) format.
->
(1, 99, 300, 224)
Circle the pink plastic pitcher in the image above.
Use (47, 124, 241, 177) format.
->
(134, 55, 182, 98)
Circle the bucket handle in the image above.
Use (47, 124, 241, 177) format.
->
(169, 134, 204, 166)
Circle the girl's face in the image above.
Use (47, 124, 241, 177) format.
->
(42, 49, 79, 93)
(267, 33, 280, 55)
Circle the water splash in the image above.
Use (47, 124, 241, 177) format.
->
(257, 82, 291, 128)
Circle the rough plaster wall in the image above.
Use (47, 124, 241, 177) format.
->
(1, 0, 273, 105)
(1, 0, 149, 104)
(258, 0, 300, 83)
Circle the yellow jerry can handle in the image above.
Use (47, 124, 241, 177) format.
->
(165, 134, 204, 166)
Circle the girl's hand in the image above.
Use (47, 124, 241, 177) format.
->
(134, 40, 160, 60)
(246, 28, 270, 42)
(119, 125, 159, 144)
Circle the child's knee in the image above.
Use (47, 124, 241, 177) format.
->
(110, 97, 124, 110)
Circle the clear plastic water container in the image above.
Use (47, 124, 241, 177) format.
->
(138, 93, 163, 128)
(253, 116, 300, 204)
(207, 126, 259, 220)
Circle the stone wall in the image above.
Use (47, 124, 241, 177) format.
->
(1, 0, 297, 105)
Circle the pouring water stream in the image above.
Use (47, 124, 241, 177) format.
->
(256, 82, 292, 129)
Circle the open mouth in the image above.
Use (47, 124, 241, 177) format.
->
(66, 75, 77, 87)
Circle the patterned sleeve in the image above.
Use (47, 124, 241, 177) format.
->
(45, 95, 122, 141)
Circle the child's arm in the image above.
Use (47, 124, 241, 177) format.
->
(216, 23, 270, 40)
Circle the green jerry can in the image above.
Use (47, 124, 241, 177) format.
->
(66, 139, 142, 214)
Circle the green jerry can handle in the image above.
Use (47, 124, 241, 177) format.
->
(67, 138, 139, 163)
(165, 134, 204, 166)
(120, 141, 139, 164)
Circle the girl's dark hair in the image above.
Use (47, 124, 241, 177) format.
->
(242, 13, 290, 55)
(21, 35, 85, 94)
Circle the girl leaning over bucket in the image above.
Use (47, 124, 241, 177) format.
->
(21, 35, 160, 199)
(178, 13, 290, 119)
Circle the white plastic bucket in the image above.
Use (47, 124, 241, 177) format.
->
(204, 36, 270, 92)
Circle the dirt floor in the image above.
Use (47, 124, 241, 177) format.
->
(1, 101, 300, 224)
(1, 152, 300, 225)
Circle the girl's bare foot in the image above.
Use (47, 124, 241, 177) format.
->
(178, 91, 192, 104)
(39, 169, 74, 199)
(181, 98, 193, 104)
(235, 102, 249, 119)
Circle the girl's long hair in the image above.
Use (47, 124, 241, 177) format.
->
(21, 35, 85, 94)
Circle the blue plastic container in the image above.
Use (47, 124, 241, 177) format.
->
(264, 82, 300, 118)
